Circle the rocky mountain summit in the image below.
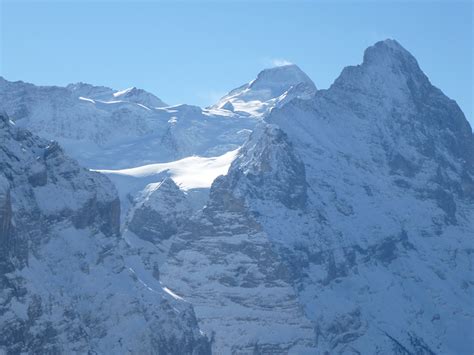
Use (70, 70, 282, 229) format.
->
(1, 39, 472, 354)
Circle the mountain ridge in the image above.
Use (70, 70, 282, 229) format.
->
(0, 39, 472, 354)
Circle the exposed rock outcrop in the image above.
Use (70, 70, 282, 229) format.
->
(0, 112, 210, 354)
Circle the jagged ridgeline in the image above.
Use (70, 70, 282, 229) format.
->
(0, 39, 472, 354)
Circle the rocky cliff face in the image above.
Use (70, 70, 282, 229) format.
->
(127, 178, 192, 243)
(119, 154, 317, 354)
(0, 112, 210, 354)
(158, 176, 317, 354)
(152, 40, 473, 354)
(0, 174, 15, 262)
(221, 40, 473, 354)
(224, 124, 307, 210)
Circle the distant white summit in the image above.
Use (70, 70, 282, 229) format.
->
(249, 64, 316, 94)
(213, 64, 316, 116)
(332, 39, 430, 104)
(363, 38, 415, 65)
(67, 82, 168, 107)
(112, 86, 168, 108)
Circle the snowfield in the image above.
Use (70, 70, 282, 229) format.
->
(96, 148, 239, 191)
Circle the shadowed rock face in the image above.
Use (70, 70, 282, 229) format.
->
(0, 114, 121, 245)
(0, 113, 210, 354)
(0, 177, 15, 262)
(151, 126, 318, 353)
(128, 178, 191, 243)
(159, 174, 317, 354)
(225, 124, 307, 210)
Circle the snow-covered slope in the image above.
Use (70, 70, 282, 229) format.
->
(98, 148, 238, 191)
(0, 78, 168, 161)
(213, 64, 317, 117)
(0, 112, 210, 354)
(0, 66, 309, 214)
(0, 77, 255, 168)
(0, 64, 315, 169)
(0, 63, 315, 222)
(96, 148, 239, 219)
(111, 86, 168, 108)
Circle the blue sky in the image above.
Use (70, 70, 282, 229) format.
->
(1, 1, 472, 126)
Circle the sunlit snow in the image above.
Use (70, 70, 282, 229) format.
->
(113, 87, 135, 97)
(96, 148, 239, 191)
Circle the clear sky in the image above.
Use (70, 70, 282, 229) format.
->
(1, 0, 472, 126)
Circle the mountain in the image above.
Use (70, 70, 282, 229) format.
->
(0, 78, 254, 169)
(111, 86, 168, 108)
(154, 40, 473, 353)
(1, 39, 473, 354)
(0, 77, 166, 147)
(0, 66, 315, 210)
(156, 126, 317, 354)
(213, 64, 317, 116)
(0, 65, 316, 169)
(0, 112, 210, 354)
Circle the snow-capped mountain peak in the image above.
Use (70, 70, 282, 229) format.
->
(363, 39, 416, 66)
(66, 82, 115, 99)
(113, 86, 136, 97)
(329, 38, 436, 114)
(66, 82, 168, 108)
(213, 64, 316, 117)
(249, 64, 316, 94)
(112, 86, 168, 108)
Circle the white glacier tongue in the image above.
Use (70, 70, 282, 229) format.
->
(96, 149, 240, 219)
(213, 64, 316, 117)
(97, 148, 239, 191)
